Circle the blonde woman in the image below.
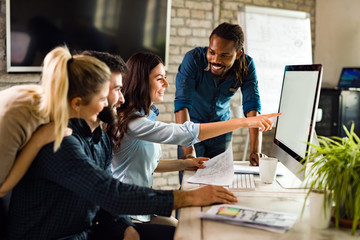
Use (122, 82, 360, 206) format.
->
(0, 46, 110, 196)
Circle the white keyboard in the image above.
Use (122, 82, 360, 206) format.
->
(230, 174, 255, 190)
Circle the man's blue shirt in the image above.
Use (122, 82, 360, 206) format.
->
(174, 47, 261, 123)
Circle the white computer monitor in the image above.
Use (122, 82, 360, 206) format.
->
(272, 64, 323, 188)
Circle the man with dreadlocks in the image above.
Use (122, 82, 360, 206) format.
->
(174, 22, 262, 171)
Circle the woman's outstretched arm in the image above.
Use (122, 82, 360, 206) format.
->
(197, 113, 281, 141)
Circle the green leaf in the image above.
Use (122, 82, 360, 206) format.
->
(301, 123, 360, 234)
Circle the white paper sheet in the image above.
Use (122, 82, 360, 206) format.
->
(186, 146, 234, 186)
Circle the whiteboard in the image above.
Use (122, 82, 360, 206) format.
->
(238, 5, 312, 114)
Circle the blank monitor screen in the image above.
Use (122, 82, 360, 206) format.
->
(273, 65, 323, 184)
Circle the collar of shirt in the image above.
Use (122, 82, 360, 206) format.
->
(150, 104, 159, 116)
(68, 118, 102, 144)
(138, 105, 159, 122)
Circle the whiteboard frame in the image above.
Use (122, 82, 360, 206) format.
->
(240, 5, 309, 19)
(238, 5, 311, 54)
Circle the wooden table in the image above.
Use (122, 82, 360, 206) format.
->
(174, 162, 358, 240)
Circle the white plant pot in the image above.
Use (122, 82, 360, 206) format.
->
(309, 190, 332, 229)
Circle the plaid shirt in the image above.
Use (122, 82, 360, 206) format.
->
(8, 118, 173, 239)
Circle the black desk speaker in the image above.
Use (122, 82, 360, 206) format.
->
(339, 90, 360, 137)
(316, 88, 340, 137)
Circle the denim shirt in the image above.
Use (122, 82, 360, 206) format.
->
(112, 105, 200, 222)
(174, 47, 261, 123)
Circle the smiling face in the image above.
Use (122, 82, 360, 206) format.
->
(77, 81, 110, 124)
(149, 63, 168, 104)
(108, 72, 124, 112)
(98, 72, 124, 124)
(206, 34, 242, 77)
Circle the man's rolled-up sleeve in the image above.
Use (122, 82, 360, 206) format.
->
(241, 57, 261, 115)
(174, 51, 199, 113)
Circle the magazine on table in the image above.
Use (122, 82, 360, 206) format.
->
(199, 204, 298, 233)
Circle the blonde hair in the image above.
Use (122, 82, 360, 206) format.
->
(39, 46, 111, 151)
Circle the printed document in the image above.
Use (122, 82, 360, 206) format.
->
(186, 146, 234, 186)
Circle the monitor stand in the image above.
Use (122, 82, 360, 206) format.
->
(276, 162, 307, 189)
(275, 131, 319, 189)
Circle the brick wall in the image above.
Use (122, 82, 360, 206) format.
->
(0, 0, 316, 190)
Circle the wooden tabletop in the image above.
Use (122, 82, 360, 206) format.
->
(174, 162, 358, 240)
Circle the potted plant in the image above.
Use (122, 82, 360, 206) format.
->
(301, 124, 360, 235)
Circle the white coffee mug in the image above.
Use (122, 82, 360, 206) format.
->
(259, 157, 278, 183)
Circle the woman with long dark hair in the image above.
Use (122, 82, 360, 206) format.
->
(107, 51, 279, 226)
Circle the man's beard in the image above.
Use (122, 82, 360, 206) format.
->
(98, 106, 117, 125)
(207, 63, 226, 78)
(209, 63, 233, 80)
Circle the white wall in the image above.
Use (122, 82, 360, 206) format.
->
(315, 0, 360, 87)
